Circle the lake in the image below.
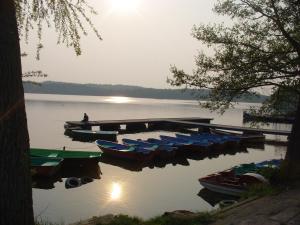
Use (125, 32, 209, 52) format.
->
(26, 93, 288, 224)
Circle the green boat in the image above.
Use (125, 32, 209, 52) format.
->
(31, 157, 63, 177)
(30, 148, 102, 164)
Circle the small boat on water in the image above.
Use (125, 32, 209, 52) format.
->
(209, 129, 265, 143)
(68, 129, 118, 142)
(176, 133, 233, 150)
(31, 157, 63, 177)
(122, 138, 177, 159)
(233, 159, 282, 175)
(159, 135, 211, 153)
(199, 171, 268, 196)
(30, 148, 102, 164)
(243, 111, 295, 124)
(95, 140, 156, 161)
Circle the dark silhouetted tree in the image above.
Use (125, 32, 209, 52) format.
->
(169, 0, 300, 178)
(0, 0, 101, 224)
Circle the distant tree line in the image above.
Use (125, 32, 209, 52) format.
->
(23, 81, 268, 103)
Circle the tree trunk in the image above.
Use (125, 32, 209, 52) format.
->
(285, 97, 300, 179)
(0, 0, 34, 224)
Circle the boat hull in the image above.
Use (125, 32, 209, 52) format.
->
(69, 130, 118, 142)
(30, 148, 102, 165)
(99, 146, 155, 161)
(199, 180, 245, 196)
(31, 157, 63, 177)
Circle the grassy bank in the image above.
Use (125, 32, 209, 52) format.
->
(36, 211, 216, 225)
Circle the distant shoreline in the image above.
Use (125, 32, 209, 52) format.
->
(23, 81, 268, 103)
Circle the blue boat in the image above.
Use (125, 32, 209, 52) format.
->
(232, 159, 282, 175)
(159, 135, 211, 153)
(189, 133, 240, 149)
(122, 138, 177, 159)
(176, 133, 228, 150)
(95, 140, 156, 161)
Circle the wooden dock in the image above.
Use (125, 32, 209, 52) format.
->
(166, 120, 291, 136)
(65, 117, 291, 136)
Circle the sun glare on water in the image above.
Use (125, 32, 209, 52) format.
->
(109, 0, 141, 14)
(110, 182, 122, 201)
(105, 96, 133, 104)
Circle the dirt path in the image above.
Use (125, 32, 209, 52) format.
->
(212, 188, 300, 225)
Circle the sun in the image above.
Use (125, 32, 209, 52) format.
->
(109, 0, 141, 14)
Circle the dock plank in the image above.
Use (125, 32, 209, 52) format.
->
(165, 120, 291, 136)
(66, 117, 213, 126)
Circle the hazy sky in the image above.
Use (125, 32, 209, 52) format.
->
(21, 0, 222, 88)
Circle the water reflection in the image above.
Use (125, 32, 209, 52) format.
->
(32, 161, 102, 190)
(198, 188, 239, 207)
(99, 145, 248, 172)
(104, 96, 134, 104)
(110, 182, 122, 201)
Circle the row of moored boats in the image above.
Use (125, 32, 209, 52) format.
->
(95, 132, 244, 161)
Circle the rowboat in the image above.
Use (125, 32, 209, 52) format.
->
(199, 171, 268, 196)
(209, 129, 265, 143)
(189, 132, 240, 148)
(95, 140, 156, 161)
(69, 130, 118, 142)
(122, 138, 177, 159)
(243, 111, 295, 124)
(233, 159, 282, 175)
(31, 157, 63, 177)
(176, 133, 233, 150)
(30, 148, 102, 164)
(147, 137, 204, 155)
(159, 135, 211, 153)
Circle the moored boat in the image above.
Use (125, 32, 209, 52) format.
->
(176, 133, 232, 150)
(30, 148, 102, 164)
(122, 138, 176, 159)
(159, 135, 211, 153)
(69, 129, 118, 142)
(31, 157, 63, 177)
(210, 129, 265, 143)
(199, 171, 268, 196)
(243, 111, 295, 124)
(95, 140, 156, 161)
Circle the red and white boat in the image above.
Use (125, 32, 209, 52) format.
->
(199, 171, 268, 196)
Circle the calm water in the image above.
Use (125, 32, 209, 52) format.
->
(26, 93, 289, 224)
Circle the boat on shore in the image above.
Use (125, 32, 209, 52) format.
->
(30, 148, 102, 164)
(31, 157, 64, 177)
(95, 140, 156, 161)
(199, 171, 268, 196)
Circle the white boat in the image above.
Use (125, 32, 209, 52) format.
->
(199, 172, 268, 196)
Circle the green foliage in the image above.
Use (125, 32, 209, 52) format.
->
(144, 213, 215, 225)
(35, 219, 64, 225)
(168, 0, 300, 114)
(93, 213, 215, 225)
(241, 183, 280, 199)
(15, 0, 102, 59)
(96, 215, 142, 225)
(252, 86, 299, 116)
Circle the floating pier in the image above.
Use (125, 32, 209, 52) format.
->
(65, 117, 213, 133)
(65, 117, 291, 136)
(165, 120, 291, 136)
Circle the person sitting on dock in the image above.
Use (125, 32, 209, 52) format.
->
(82, 113, 89, 123)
